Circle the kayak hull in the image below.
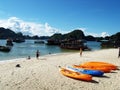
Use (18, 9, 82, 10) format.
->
(59, 68, 92, 81)
(73, 65, 111, 73)
(66, 66, 104, 76)
(80, 61, 118, 70)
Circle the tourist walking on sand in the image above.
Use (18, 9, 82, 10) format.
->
(36, 50, 40, 59)
(80, 47, 83, 56)
(118, 47, 120, 58)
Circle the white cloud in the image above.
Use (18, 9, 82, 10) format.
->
(0, 17, 59, 36)
(0, 17, 110, 37)
(85, 32, 109, 37)
(101, 32, 109, 37)
(77, 27, 109, 37)
(85, 32, 100, 37)
(76, 27, 99, 37)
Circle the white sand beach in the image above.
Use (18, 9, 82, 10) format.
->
(0, 49, 120, 90)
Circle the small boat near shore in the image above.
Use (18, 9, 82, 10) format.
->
(13, 38, 25, 43)
(34, 40, 45, 44)
(6, 39, 14, 46)
(60, 39, 91, 50)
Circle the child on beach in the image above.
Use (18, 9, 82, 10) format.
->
(36, 50, 40, 59)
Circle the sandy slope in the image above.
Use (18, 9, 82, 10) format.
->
(0, 49, 120, 90)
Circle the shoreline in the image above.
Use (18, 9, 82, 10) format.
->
(0, 52, 75, 62)
(0, 40, 101, 61)
(0, 50, 79, 61)
(0, 48, 120, 90)
(0, 48, 102, 62)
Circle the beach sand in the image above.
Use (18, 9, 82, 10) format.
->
(0, 49, 120, 90)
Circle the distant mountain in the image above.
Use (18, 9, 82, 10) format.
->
(50, 29, 85, 40)
(1, 27, 119, 45)
(0, 27, 18, 39)
(0, 27, 26, 39)
(85, 35, 96, 41)
(63, 29, 85, 40)
(0, 27, 50, 39)
(110, 32, 120, 47)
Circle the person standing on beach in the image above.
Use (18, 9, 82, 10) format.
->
(27, 56, 31, 60)
(36, 50, 40, 59)
(80, 47, 83, 56)
(118, 47, 120, 58)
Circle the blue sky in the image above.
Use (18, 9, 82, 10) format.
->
(0, 0, 120, 37)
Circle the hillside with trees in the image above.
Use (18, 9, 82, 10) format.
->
(0, 27, 24, 39)
(0, 27, 17, 39)
(0, 27, 49, 39)
(50, 29, 85, 40)
(0, 27, 120, 48)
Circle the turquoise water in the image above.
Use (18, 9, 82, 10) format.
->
(0, 40, 101, 61)
(86, 41, 101, 50)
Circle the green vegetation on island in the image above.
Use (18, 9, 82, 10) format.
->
(0, 27, 120, 48)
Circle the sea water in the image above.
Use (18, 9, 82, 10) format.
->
(0, 40, 101, 61)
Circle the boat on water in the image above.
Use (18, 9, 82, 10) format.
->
(13, 38, 25, 43)
(59, 67, 92, 81)
(0, 46, 11, 52)
(60, 39, 90, 50)
(6, 39, 14, 46)
(46, 39, 61, 45)
(66, 66, 104, 76)
(34, 40, 45, 44)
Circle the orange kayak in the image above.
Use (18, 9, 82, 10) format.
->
(80, 61, 118, 70)
(59, 67, 92, 81)
(73, 65, 111, 73)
